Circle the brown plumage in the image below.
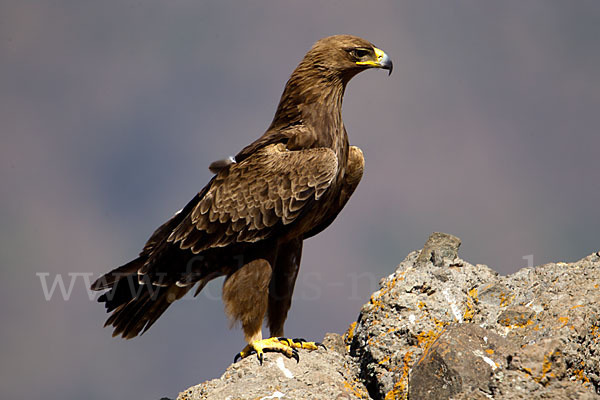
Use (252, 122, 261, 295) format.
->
(91, 35, 392, 347)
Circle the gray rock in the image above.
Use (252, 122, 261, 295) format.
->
(176, 334, 369, 400)
(350, 233, 599, 399)
(416, 232, 461, 267)
(409, 324, 517, 399)
(176, 233, 600, 399)
(349, 233, 501, 398)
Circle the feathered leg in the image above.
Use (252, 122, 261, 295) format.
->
(228, 239, 324, 364)
(223, 258, 297, 363)
(267, 238, 302, 336)
(222, 258, 272, 344)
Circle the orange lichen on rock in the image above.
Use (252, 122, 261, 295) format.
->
(572, 369, 590, 384)
(463, 287, 478, 322)
(383, 352, 412, 400)
(344, 321, 357, 351)
(557, 316, 569, 328)
(499, 291, 514, 307)
(417, 323, 447, 352)
(343, 377, 370, 399)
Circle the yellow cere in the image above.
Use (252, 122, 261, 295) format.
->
(374, 47, 385, 61)
(356, 47, 386, 67)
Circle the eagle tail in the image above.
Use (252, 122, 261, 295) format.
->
(90, 257, 143, 291)
(91, 257, 190, 339)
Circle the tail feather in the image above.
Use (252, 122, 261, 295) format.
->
(91, 257, 144, 291)
(93, 260, 191, 339)
(113, 293, 154, 338)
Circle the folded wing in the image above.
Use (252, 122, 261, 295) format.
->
(165, 143, 337, 256)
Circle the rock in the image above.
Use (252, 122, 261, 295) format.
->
(176, 333, 369, 400)
(408, 324, 517, 399)
(416, 232, 461, 267)
(349, 233, 501, 398)
(176, 233, 600, 399)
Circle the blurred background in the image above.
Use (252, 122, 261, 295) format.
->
(1, 1, 599, 398)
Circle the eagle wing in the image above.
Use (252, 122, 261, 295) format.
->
(166, 143, 338, 254)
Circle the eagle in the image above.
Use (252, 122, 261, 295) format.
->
(91, 35, 392, 363)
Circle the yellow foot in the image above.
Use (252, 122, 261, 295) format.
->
(234, 337, 326, 364)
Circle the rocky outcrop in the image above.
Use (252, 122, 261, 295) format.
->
(176, 233, 600, 399)
(177, 333, 368, 400)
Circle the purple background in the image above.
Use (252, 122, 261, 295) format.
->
(2, 1, 599, 399)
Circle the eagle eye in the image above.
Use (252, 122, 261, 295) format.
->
(349, 48, 371, 60)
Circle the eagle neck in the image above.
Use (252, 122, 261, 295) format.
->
(269, 67, 348, 153)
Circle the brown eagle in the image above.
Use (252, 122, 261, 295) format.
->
(91, 35, 392, 363)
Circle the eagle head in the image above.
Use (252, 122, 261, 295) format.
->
(305, 34, 393, 80)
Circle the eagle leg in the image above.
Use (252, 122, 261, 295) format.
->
(222, 258, 271, 329)
(267, 238, 303, 337)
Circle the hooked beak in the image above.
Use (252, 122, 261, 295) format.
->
(374, 47, 393, 75)
(356, 47, 393, 75)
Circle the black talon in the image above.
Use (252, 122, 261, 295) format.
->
(258, 352, 264, 365)
(291, 349, 300, 363)
(234, 353, 242, 363)
(315, 342, 327, 350)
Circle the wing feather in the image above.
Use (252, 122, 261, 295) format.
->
(168, 143, 337, 253)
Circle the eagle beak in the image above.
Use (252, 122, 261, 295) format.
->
(374, 47, 393, 76)
(355, 47, 393, 75)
